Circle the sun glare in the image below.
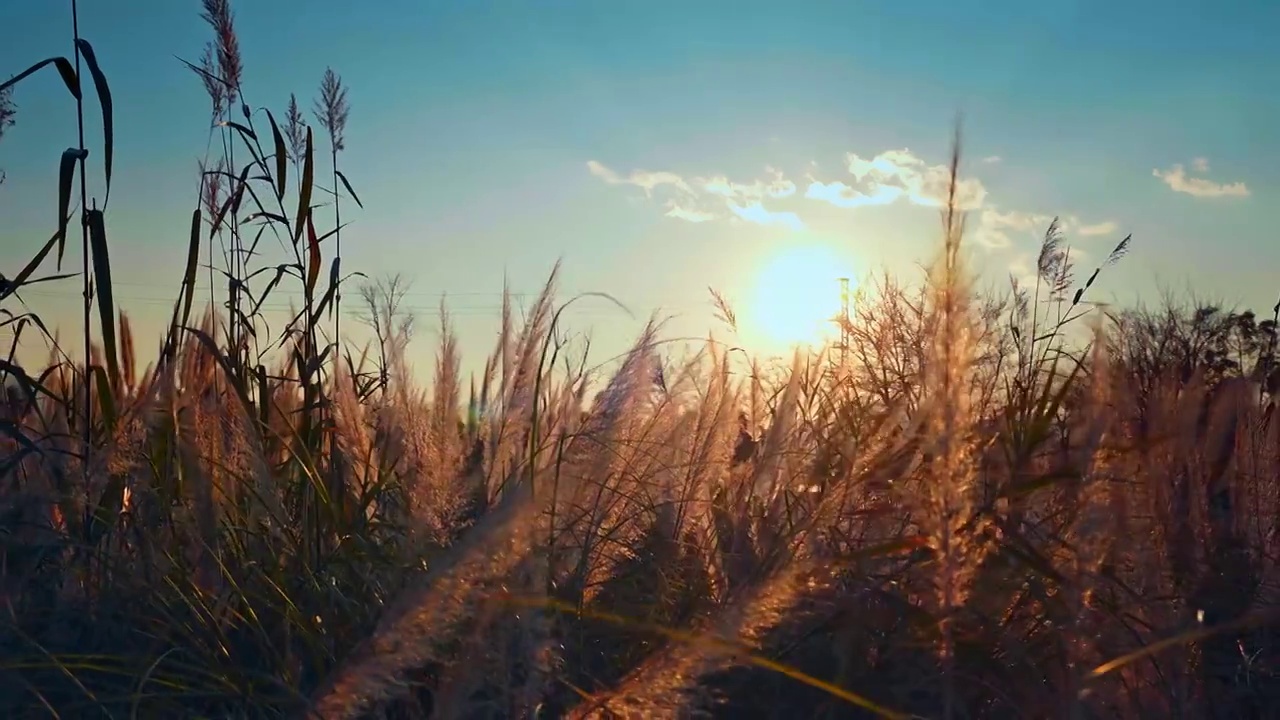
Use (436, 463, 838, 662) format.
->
(747, 243, 854, 351)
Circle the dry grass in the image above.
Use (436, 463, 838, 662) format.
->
(3, 4, 1280, 719)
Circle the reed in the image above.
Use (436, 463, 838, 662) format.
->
(3, 3, 1279, 719)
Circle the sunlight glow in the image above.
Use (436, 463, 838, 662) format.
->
(747, 242, 854, 350)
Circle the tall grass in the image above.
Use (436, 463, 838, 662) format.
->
(3, 3, 1280, 719)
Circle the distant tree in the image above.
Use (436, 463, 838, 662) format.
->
(1110, 297, 1278, 421)
(0, 82, 15, 186)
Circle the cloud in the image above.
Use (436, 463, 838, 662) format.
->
(1153, 159, 1249, 198)
(973, 208, 1056, 249)
(728, 201, 805, 230)
(972, 210, 1117, 250)
(1006, 253, 1039, 293)
(699, 167, 796, 201)
(1008, 244, 1092, 290)
(805, 148, 987, 211)
(586, 160, 690, 196)
(588, 160, 803, 229)
(804, 180, 904, 208)
(982, 155, 1002, 164)
(589, 150, 1113, 247)
(1077, 221, 1118, 237)
(664, 201, 716, 223)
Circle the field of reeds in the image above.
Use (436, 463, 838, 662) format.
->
(4, 3, 1280, 719)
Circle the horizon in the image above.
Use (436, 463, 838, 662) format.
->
(2, 0, 1277, 381)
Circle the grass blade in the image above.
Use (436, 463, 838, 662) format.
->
(218, 120, 257, 142)
(74, 39, 113, 208)
(0, 224, 67, 303)
(87, 209, 120, 390)
(265, 109, 288, 201)
(86, 472, 128, 549)
(506, 595, 910, 720)
(305, 211, 321, 297)
(57, 148, 88, 269)
(227, 162, 254, 223)
(180, 327, 255, 420)
(335, 170, 362, 209)
(179, 209, 202, 333)
(293, 127, 314, 247)
(0, 359, 58, 405)
(90, 364, 117, 435)
(0, 57, 80, 99)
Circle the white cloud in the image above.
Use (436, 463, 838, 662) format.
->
(1153, 160, 1249, 199)
(803, 148, 1116, 253)
(1006, 253, 1039, 293)
(664, 202, 716, 223)
(728, 201, 805, 230)
(804, 148, 987, 211)
(699, 168, 796, 201)
(971, 210, 1117, 250)
(1077, 221, 1118, 237)
(804, 180, 904, 208)
(589, 160, 803, 230)
(972, 208, 1056, 249)
(589, 150, 1115, 247)
(585, 160, 615, 179)
(982, 155, 1002, 164)
(586, 160, 691, 196)
(983, 209, 1056, 233)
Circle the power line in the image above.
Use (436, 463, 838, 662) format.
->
(11, 288, 721, 316)
(103, 280, 537, 296)
(22, 279, 723, 307)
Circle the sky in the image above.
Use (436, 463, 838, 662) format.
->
(1, 0, 1278, 380)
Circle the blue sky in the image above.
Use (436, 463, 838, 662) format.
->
(2, 0, 1277, 376)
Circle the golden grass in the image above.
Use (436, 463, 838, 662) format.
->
(3, 3, 1280, 719)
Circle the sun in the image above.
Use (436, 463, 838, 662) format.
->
(747, 243, 854, 351)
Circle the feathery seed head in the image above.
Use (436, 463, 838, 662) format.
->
(314, 67, 350, 153)
(200, 0, 242, 107)
(285, 93, 308, 164)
